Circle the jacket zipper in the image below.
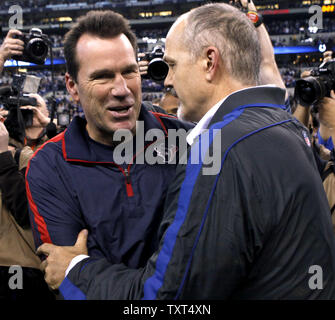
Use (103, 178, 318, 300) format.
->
(118, 136, 167, 198)
(122, 136, 168, 198)
(123, 168, 134, 197)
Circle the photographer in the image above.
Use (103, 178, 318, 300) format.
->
(0, 29, 54, 300)
(17, 93, 50, 149)
(294, 51, 335, 156)
(315, 52, 335, 155)
(292, 51, 335, 229)
(0, 92, 50, 229)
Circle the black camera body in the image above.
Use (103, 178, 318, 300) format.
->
(142, 45, 169, 82)
(0, 91, 36, 129)
(12, 28, 49, 65)
(0, 74, 38, 129)
(295, 59, 335, 107)
(0, 86, 36, 143)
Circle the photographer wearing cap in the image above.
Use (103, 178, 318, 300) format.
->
(0, 29, 54, 300)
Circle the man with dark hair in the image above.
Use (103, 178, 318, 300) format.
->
(39, 3, 335, 299)
(26, 10, 193, 273)
(63, 10, 137, 83)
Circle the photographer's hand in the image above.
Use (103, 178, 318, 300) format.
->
(323, 51, 333, 63)
(138, 52, 149, 76)
(21, 94, 50, 141)
(230, 0, 256, 11)
(0, 116, 9, 153)
(0, 29, 24, 72)
(0, 108, 8, 119)
(293, 70, 313, 127)
(20, 93, 50, 128)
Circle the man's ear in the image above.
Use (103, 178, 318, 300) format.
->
(203, 46, 221, 82)
(65, 72, 79, 103)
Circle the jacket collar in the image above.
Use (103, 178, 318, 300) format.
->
(62, 104, 164, 162)
(208, 86, 286, 128)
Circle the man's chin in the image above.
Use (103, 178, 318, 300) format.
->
(177, 105, 198, 122)
(111, 122, 136, 135)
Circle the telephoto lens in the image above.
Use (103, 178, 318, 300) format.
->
(294, 59, 335, 107)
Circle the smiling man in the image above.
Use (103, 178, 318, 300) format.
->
(65, 33, 142, 143)
(25, 10, 193, 271)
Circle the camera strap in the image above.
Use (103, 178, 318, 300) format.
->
(14, 95, 27, 144)
(14, 148, 22, 166)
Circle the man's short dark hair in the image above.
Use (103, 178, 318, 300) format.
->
(64, 10, 138, 81)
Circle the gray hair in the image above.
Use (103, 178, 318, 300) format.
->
(182, 3, 261, 85)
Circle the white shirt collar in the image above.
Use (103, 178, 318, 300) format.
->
(186, 85, 277, 145)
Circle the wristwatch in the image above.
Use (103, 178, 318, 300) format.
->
(246, 10, 263, 28)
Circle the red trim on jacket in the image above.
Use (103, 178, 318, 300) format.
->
(25, 131, 66, 244)
(150, 111, 177, 119)
(150, 112, 176, 136)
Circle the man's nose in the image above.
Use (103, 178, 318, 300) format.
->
(111, 75, 131, 98)
(164, 69, 173, 88)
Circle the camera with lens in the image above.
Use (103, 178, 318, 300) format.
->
(295, 59, 335, 107)
(12, 28, 49, 65)
(0, 73, 41, 132)
(141, 45, 169, 82)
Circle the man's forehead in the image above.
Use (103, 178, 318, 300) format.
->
(76, 33, 131, 50)
(76, 33, 135, 62)
(165, 21, 186, 59)
(166, 16, 187, 46)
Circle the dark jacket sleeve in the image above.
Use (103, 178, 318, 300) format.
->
(0, 150, 30, 228)
(60, 149, 264, 300)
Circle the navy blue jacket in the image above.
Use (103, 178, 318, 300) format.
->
(26, 105, 193, 268)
